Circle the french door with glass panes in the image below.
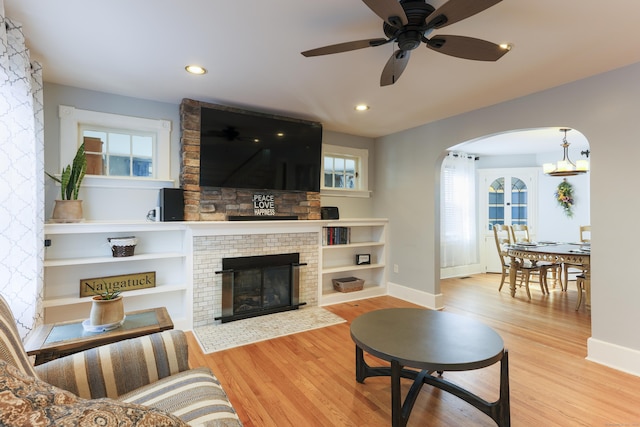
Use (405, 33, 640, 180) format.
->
(478, 168, 539, 273)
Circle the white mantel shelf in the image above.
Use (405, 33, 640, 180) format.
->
(44, 220, 188, 234)
(186, 218, 387, 236)
(45, 218, 386, 233)
(187, 219, 324, 236)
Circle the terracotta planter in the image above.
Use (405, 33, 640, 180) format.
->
(89, 295, 124, 326)
(51, 199, 84, 223)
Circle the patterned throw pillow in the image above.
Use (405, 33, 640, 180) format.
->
(0, 359, 187, 426)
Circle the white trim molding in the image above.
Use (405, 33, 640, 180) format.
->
(388, 281, 445, 310)
(58, 105, 172, 180)
(587, 337, 640, 377)
(321, 143, 370, 197)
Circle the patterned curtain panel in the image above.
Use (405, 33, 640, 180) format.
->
(0, 0, 45, 339)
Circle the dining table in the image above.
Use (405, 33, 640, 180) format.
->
(506, 242, 590, 305)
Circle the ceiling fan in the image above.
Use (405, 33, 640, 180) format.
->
(301, 0, 509, 86)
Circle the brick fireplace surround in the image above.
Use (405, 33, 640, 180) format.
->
(179, 98, 321, 221)
(192, 231, 319, 328)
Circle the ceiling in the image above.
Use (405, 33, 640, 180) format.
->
(6, 0, 639, 154)
(452, 127, 589, 156)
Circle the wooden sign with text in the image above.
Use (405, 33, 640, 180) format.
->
(80, 272, 156, 298)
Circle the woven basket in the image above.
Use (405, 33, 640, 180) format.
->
(332, 277, 364, 293)
(108, 236, 137, 257)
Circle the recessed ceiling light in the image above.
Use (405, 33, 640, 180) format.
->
(355, 104, 370, 111)
(185, 65, 207, 75)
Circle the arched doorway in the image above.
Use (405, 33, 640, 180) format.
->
(440, 127, 591, 278)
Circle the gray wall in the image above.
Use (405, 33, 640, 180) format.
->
(43, 84, 375, 220)
(44, 83, 181, 220)
(44, 83, 182, 180)
(320, 130, 374, 218)
(374, 61, 640, 372)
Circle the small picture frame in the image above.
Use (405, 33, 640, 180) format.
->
(356, 254, 371, 265)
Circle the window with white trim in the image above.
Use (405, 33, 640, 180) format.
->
(81, 127, 156, 177)
(321, 144, 370, 197)
(58, 105, 171, 181)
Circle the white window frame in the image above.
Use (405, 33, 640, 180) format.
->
(58, 105, 172, 184)
(80, 125, 157, 178)
(321, 144, 370, 198)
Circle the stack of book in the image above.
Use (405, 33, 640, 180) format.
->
(322, 227, 350, 245)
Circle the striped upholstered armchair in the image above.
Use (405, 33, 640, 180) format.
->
(0, 295, 242, 426)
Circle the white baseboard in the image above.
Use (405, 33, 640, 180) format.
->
(440, 264, 483, 279)
(587, 337, 640, 377)
(387, 281, 445, 310)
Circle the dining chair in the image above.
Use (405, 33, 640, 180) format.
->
(564, 225, 591, 289)
(510, 224, 563, 290)
(493, 224, 547, 298)
(575, 273, 590, 310)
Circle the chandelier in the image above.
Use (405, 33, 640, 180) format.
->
(543, 128, 589, 177)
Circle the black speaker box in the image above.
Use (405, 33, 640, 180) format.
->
(321, 206, 339, 220)
(159, 188, 184, 221)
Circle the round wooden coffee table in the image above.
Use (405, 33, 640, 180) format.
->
(350, 308, 510, 427)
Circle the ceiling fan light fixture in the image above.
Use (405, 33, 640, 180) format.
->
(355, 104, 370, 111)
(543, 128, 589, 177)
(499, 43, 513, 51)
(185, 65, 207, 75)
(301, 0, 507, 86)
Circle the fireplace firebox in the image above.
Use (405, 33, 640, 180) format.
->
(215, 253, 306, 323)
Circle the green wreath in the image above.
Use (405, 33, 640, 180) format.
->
(555, 179, 574, 218)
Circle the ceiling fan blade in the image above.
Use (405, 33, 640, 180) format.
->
(301, 38, 388, 57)
(426, 0, 501, 29)
(426, 35, 508, 61)
(380, 50, 410, 86)
(362, 0, 408, 28)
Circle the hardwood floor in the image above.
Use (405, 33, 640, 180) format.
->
(186, 274, 640, 426)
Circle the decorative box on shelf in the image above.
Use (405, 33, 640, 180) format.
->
(332, 277, 364, 293)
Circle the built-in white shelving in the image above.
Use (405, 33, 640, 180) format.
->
(43, 222, 191, 329)
(320, 219, 388, 305)
(43, 218, 388, 328)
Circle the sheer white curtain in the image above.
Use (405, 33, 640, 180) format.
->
(0, 1, 45, 338)
(441, 152, 478, 267)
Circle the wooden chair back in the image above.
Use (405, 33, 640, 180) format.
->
(493, 224, 512, 260)
(580, 225, 591, 242)
(510, 224, 531, 243)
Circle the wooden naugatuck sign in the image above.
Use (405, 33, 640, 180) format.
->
(80, 272, 156, 298)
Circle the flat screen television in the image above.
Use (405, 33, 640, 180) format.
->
(199, 104, 322, 192)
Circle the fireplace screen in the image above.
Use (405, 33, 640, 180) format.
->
(216, 252, 305, 322)
(234, 265, 291, 313)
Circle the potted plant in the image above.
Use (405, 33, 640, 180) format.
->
(46, 142, 87, 222)
(88, 289, 125, 328)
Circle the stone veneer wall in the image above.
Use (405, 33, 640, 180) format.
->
(192, 232, 319, 328)
(179, 98, 321, 221)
